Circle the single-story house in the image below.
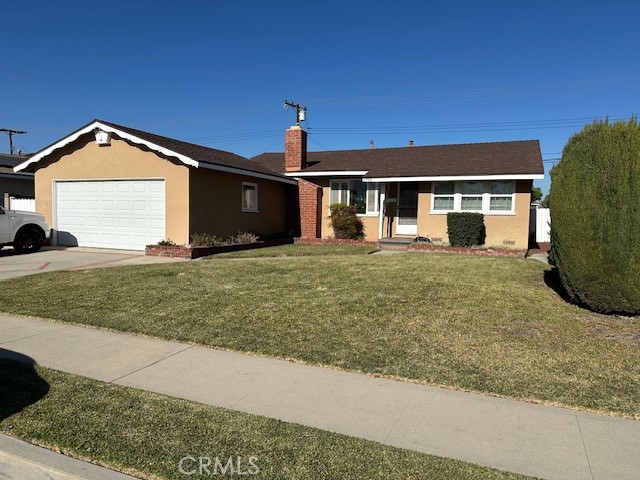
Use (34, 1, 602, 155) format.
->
(0, 153, 35, 206)
(15, 119, 543, 251)
(252, 126, 544, 249)
(15, 120, 297, 250)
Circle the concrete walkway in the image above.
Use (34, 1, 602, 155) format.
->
(1, 315, 638, 480)
(0, 247, 185, 281)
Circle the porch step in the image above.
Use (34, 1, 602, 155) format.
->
(378, 237, 414, 251)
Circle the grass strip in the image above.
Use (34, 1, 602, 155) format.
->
(212, 244, 378, 258)
(0, 360, 533, 479)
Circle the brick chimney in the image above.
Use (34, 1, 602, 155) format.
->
(284, 126, 307, 172)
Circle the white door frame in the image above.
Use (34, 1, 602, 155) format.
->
(395, 182, 418, 235)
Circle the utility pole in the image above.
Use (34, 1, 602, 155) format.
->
(0, 128, 27, 155)
(283, 100, 307, 125)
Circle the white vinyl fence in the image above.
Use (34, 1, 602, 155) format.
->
(535, 207, 551, 243)
(9, 197, 36, 212)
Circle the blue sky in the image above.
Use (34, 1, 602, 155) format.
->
(3, 1, 640, 194)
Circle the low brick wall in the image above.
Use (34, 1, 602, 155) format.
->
(408, 243, 527, 258)
(294, 237, 380, 248)
(146, 238, 294, 259)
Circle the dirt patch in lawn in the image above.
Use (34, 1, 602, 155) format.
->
(577, 314, 640, 345)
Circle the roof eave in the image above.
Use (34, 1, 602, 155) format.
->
(362, 174, 545, 182)
(199, 162, 297, 185)
(283, 170, 369, 177)
(14, 120, 199, 173)
(13, 121, 294, 184)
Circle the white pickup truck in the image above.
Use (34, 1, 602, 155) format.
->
(0, 206, 50, 254)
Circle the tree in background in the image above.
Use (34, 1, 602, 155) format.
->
(549, 117, 640, 314)
(531, 186, 543, 202)
(540, 194, 550, 208)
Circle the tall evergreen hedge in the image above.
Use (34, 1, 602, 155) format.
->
(549, 117, 640, 313)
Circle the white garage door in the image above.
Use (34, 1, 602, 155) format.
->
(55, 180, 165, 250)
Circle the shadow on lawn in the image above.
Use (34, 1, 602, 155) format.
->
(543, 267, 573, 304)
(0, 350, 49, 421)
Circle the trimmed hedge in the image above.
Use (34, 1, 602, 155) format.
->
(329, 203, 364, 240)
(446, 212, 486, 247)
(549, 117, 640, 314)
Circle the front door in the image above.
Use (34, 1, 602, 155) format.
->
(396, 182, 418, 235)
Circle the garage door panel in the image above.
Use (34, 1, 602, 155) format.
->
(56, 180, 165, 251)
(132, 200, 147, 211)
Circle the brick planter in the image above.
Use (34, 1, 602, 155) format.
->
(294, 237, 380, 248)
(407, 243, 527, 258)
(146, 238, 294, 259)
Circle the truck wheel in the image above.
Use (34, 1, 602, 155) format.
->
(14, 230, 43, 254)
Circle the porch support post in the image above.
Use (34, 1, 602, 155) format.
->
(378, 184, 386, 240)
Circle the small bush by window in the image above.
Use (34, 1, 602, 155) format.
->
(447, 212, 486, 247)
(329, 203, 365, 240)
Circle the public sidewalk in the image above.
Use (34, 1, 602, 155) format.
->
(1, 314, 638, 480)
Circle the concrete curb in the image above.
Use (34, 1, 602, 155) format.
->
(0, 434, 137, 480)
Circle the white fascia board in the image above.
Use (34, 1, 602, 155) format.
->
(362, 174, 545, 183)
(283, 171, 368, 177)
(199, 162, 298, 185)
(14, 121, 199, 172)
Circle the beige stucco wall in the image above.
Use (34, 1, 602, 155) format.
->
(33, 135, 190, 244)
(189, 168, 288, 239)
(317, 179, 380, 241)
(417, 180, 532, 248)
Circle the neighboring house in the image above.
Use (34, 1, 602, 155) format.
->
(0, 154, 35, 205)
(14, 120, 296, 250)
(252, 126, 544, 249)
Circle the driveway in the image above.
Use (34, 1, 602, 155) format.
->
(0, 246, 186, 281)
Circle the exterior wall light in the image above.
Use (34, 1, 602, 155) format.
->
(94, 129, 112, 145)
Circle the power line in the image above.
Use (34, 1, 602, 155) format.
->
(0, 128, 27, 154)
(307, 114, 634, 136)
(308, 136, 333, 151)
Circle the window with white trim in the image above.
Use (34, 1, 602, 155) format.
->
(433, 182, 455, 211)
(242, 182, 258, 212)
(330, 179, 379, 214)
(489, 181, 514, 211)
(431, 181, 516, 214)
(460, 181, 483, 211)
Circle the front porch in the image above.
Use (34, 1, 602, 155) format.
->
(378, 236, 414, 251)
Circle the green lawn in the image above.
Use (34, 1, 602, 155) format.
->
(0, 253, 638, 417)
(213, 243, 378, 258)
(0, 360, 533, 480)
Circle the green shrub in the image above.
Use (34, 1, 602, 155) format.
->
(190, 233, 225, 247)
(157, 238, 177, 246)
(231, 231, 260, 244)
(549, 117, 640, 313)
(329, 203, 364, 240)
(446, 212, 486, 247)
